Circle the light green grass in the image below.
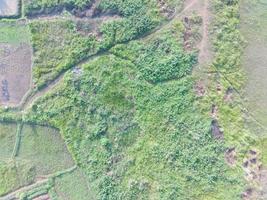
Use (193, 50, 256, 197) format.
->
(241, 0, 267, 136)
(54, 169, 94, 200)
(0, 22, 31, 44)
(18, 125, 74, 175)
(0, 122, 17, 160)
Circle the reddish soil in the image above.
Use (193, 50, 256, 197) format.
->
(211, 119, 224, 140)
(0, 43, 32, 107)
(32, 194, 51, 200)
(0, 0, 19, 16)
(225, 147, 237, 166)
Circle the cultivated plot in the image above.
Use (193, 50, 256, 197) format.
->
(0, 22, 32, 107)
(18, 125, 74, 176)
(54, 169, 94, 200)
(0, 122, 17, 160)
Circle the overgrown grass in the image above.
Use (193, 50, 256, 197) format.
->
(24, 19, 246, 198)
(0, 122, 17, 159)
(18, 124, 74, 175)
(54, 169, 94, 200)
(0, 160, 36, 196)
(23, 0, 93, 16)
(30, 19, 98, 89)
(0, 21, 31, 44)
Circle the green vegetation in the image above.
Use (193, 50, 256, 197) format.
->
(0, 22, 31, 44)
(0, 122, 17, 159)
(24, 0, 93, 16)
(0, 0, 259, 199)
(18, 124, 74, 175)
(110, 24, 197, 83)
(24, 15, 246, 198)
(30, 19, 98, 88)
(0, 160, 35, 196)
(54, 169, 94, 200)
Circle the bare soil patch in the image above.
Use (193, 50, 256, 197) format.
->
(0, 0, 19, 17)
(225, 147, 237, 166)
(32, 194, 51, 200)
(0, 43, 32, 107)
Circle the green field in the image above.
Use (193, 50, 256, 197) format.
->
(18, 124, 74, 175)
(0, 122, 17, 159)
(54, 169, 94, 200)
(241, 0, 267, 136)
(0, 22, 31, 44)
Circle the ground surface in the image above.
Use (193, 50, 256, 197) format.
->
(0, 0, 265, 199)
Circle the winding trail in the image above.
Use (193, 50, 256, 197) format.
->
(198, 0, 211, 65)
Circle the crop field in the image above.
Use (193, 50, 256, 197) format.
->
(0, 0, 19, 17)
(241, 0, 267, 136)
(1, 0, 267, 199)
(240, 0, 267, 198)
(0, 22, 32, 107)
(0, 124, 74, 198)
(54, 169, 94, 200)
(18, 125, 74, 175)
(0, 122, 17, 159)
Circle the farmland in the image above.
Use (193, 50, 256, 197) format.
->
(0, 0, 266, 199)
(0, 22, 32, 107)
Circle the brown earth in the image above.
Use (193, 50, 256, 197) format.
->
(0, 43, 32, 107)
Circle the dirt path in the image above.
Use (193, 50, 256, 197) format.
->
(0, 179, 48, 200)
(197, 0, 211, 65)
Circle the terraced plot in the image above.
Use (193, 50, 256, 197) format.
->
(0, 123, 74, 198)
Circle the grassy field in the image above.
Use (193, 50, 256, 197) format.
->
(18, 124, 74, 175)
(24, 8, 247, 197)
(54, 169, 94, 200)
(0, 122, 17, 159)
(240, 0, 267, 137)
(0, 22, 30, 44)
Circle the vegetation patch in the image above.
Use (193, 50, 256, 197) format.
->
(54, 169, 93, 200)
(30, 19, 98, 89)
(25, 20, 245, 197)
(0, 159, 36, 197)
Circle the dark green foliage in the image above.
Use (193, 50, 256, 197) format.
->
(24, 0, 93, 16)
(110, 23, 197, 83)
